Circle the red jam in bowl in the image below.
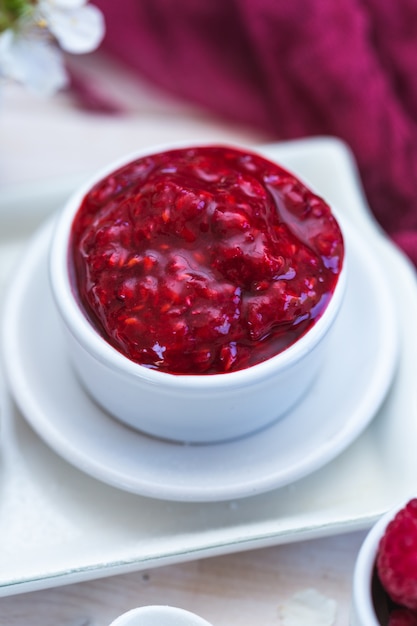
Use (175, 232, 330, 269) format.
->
(70, 146, 344, 374)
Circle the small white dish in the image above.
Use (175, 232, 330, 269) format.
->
(109, 606, 213, 626)
(351, 499, 411, 626)
(1, 210, 397, 501)
(48, 143, 346, 444)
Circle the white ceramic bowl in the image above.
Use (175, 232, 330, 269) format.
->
(351, 500, 410, 626)
(49, 143, 347, 443)
(109, 605, 213, 626)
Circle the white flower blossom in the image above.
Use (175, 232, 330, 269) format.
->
(38, 0, 105, 54)
(0, 0, 105, 95)
(0, 28, 68, 95)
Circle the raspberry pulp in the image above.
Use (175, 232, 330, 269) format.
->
(388, 609, 417, 626)
(70, 146, 344, 374)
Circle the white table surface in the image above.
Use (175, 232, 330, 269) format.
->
(0, 51, 375, 626)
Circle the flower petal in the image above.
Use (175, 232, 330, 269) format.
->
(41, 0, 87, 10)
(0, 30, 14, 57)
(43, 4, 105, 54)
(0, 32, 68, 96)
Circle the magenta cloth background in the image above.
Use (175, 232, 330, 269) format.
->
(94, 0, 417, 265)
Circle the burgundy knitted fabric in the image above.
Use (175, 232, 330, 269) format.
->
(95, 0, 417, 265)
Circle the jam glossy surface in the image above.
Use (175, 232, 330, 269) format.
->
(70, 146, 344, 374)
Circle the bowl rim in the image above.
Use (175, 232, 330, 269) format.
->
(353, 514, 389, 626)
(49, 141, 347, 390)
(108, 605, 213, 626)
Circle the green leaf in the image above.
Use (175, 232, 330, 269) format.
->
(0, 0, 34, 32)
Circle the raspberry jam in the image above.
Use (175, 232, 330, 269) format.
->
(70, 146, 344, 374)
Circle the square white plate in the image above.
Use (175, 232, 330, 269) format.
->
(0, 137, 416, 597)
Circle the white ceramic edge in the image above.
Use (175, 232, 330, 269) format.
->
(351, 497, 413, 626)
(109, 605, 213, 626)
(48, 140, 347, 392)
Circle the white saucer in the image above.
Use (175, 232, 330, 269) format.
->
(2, 216, 397, 502)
